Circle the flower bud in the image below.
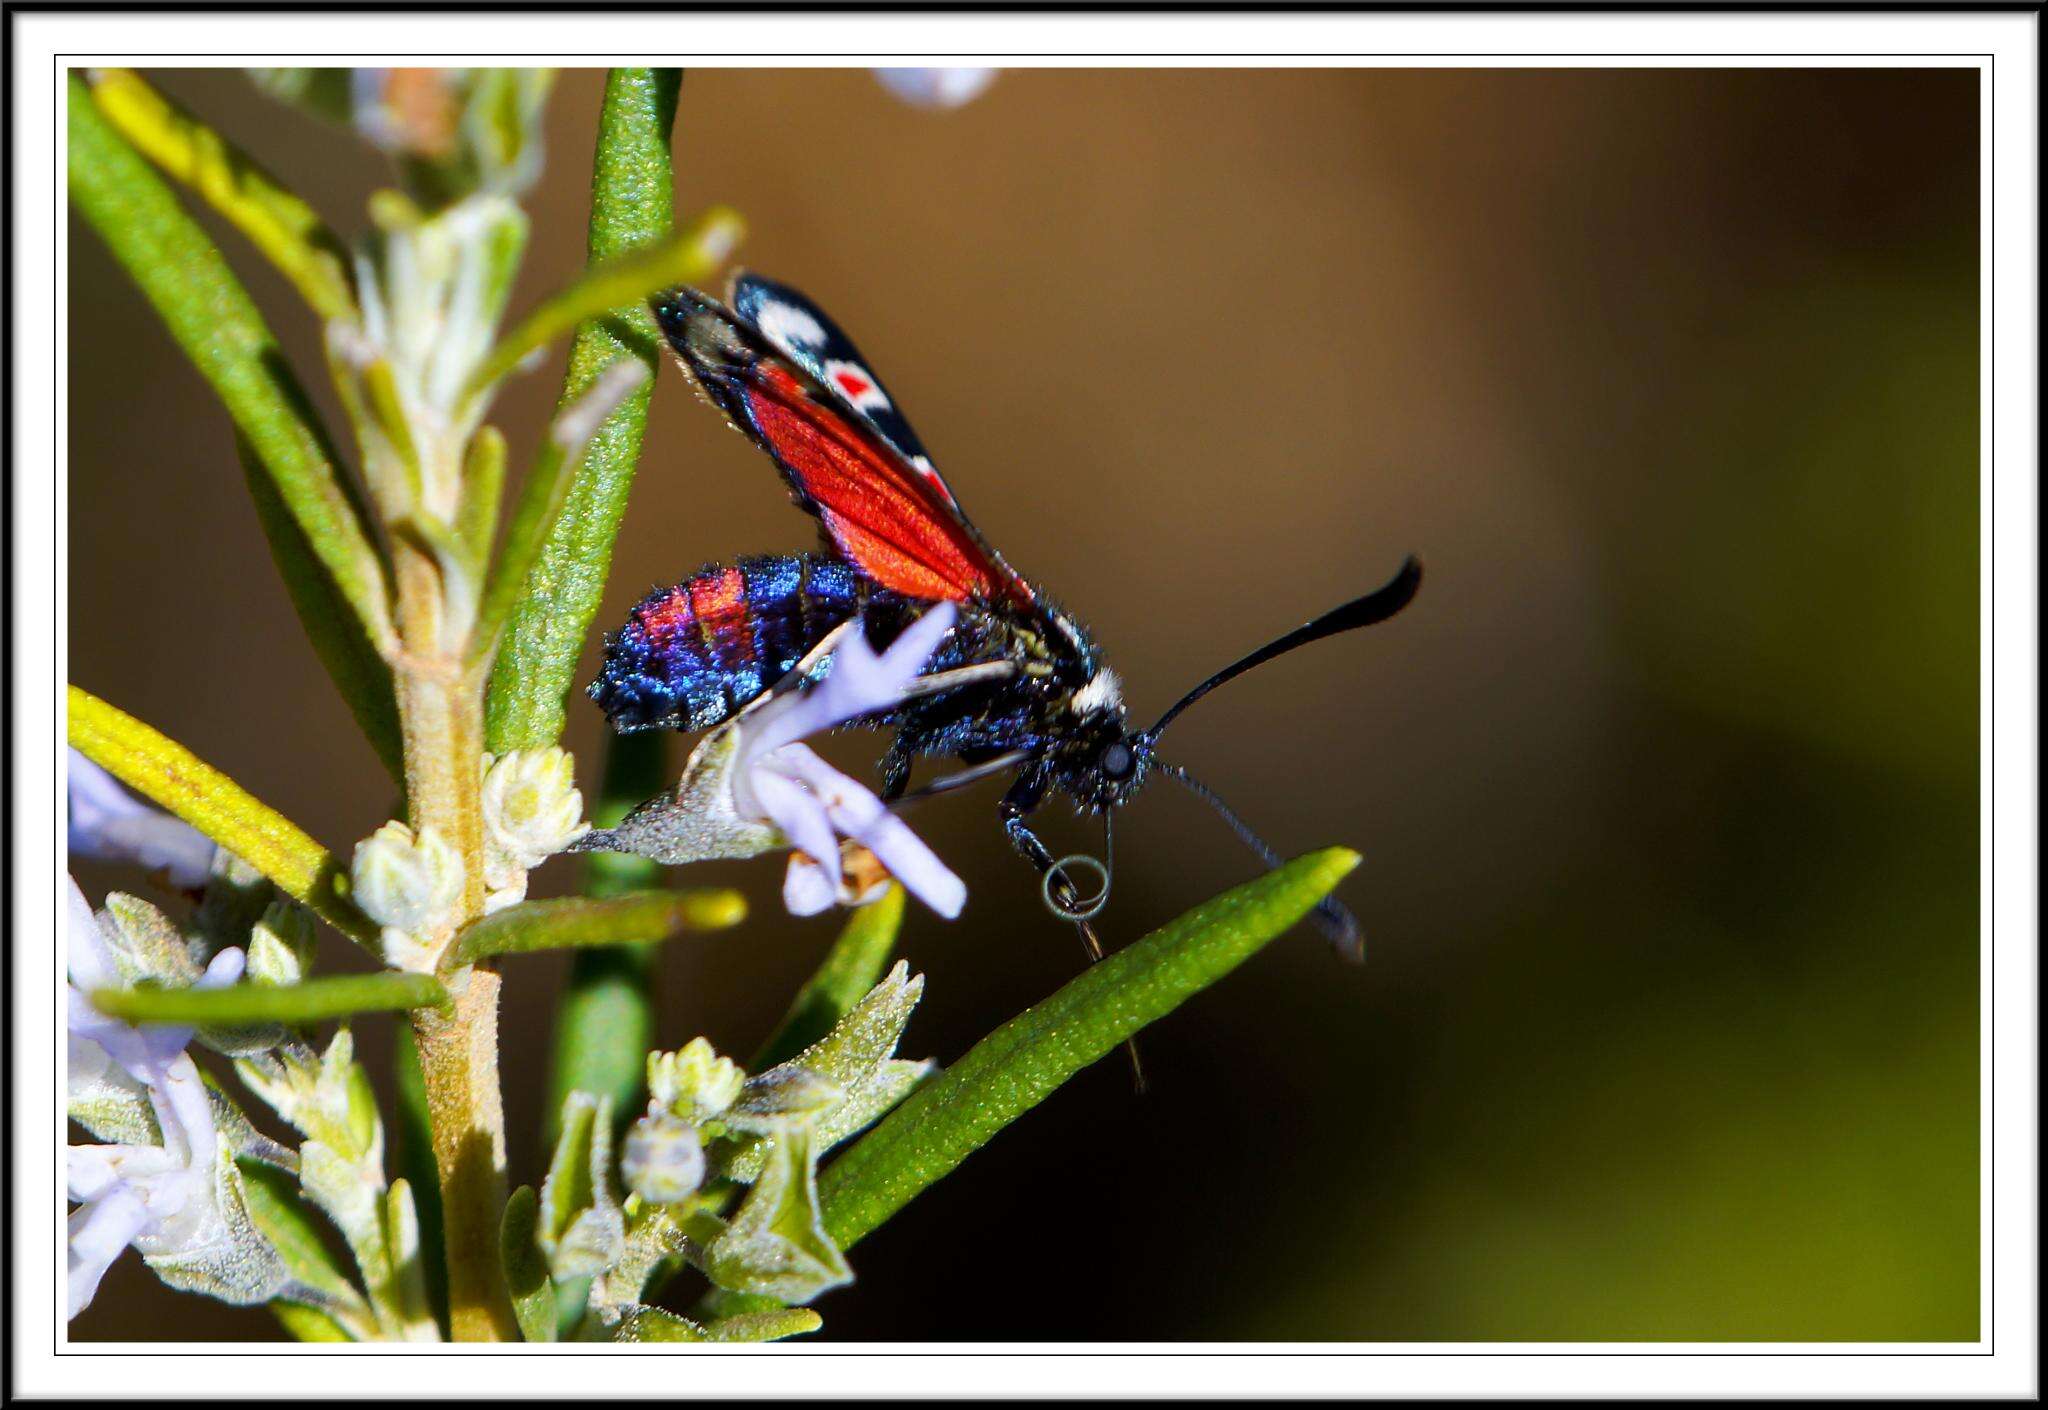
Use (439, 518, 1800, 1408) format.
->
(482, 748, 588, 877)
(481, 878, 528, 916)
(349, 821, 462, 935)
(95, 894, 202, 988)
(244, 903, 316, 987)
(646, 1038, 745, 1124)
(620, 1111, 706, 1205)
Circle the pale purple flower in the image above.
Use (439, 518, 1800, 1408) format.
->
(68, 749, 216, 889)
(65, 876, 242, 1317)
(66, 1053, 219, 1318)
(65, 877, 243, 1080)
(873, 68, 997, 109)
(578, 605, 968, 919)
(732, 605, 967, 919)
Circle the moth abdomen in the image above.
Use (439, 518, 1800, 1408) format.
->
(589, 553, 881, 734)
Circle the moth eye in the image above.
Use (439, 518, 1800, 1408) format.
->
(1100, 742, 1135, 781)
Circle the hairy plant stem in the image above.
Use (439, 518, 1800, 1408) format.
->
(393, 544, 486, 909)
(392, 536, 513, 1340)
(409, 969, 513, 1340)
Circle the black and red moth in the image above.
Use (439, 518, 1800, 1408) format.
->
(590, 273, 1420, 956)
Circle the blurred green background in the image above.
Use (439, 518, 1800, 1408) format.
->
(68, 67, 1979, 1342)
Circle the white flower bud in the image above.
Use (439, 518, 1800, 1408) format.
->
(376, 927, 439, 975)
(482, 877, 528, 916)
(349, 821, 462, 935)
(244, 903, 316, 986)
(620, 1111, 706, 1205)
(482, 748, 588, 877)
(646, 1038, 745, 1124)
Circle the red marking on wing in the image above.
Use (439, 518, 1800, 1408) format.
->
(743, 364, 1030, 607)
(833, 368, 872, 399)
(688, 567, 756, 669)
(909, 461, 957, 506)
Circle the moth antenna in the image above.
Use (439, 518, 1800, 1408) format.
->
(1142, 556, 1421, 742)
(1156, 762, 1364, 960)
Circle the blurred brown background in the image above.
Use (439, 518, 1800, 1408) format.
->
(69, 67, 1978, 1342)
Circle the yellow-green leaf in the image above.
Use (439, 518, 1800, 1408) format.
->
(67, 686, 378, 947)
(87, 67, 355, 320)
(451, 889, 746, 965)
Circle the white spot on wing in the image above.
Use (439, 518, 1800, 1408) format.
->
(755, 301, 828, 352)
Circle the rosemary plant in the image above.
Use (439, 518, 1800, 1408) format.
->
(64, 67, 1356, 1343)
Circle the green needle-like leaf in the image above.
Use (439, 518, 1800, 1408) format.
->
(464, 204, 743, 398)
(237, 436, 404, 786)
(580, 730, 668, 902)
(392, 1028, 447, 1331)
(543, 948, 654, 1151)
(539, 1093, 624, 1279)
(68, 75, 393, 652)
(237, 1158, 375, 1338)
(546, 731, 667, 1147)
(67, 685, 379, 948)
(500, 1186, 557, 1343)
(456, 426, 508, 567)
(818, 849, 1362, 1248)
(754, 886, 906, 1070)
(451, 889, 747, 965)
(87, 68, 355, 321)
(487, 68, 695, 754)
(467, 366, 640, 668)
(91, 972, 447, 1027)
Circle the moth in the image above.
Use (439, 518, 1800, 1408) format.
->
(591, 273, 1420, 956)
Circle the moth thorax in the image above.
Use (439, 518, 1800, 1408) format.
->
(687, 312, 752, 364)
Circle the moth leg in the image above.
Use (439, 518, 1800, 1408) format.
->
(998, 768, 1073, 894)
(1001, 783, 1145, 1091)
(890, 750, 1034, 805)
(896, 659, 1016, 701)
(1000, 801, 1107, 959)
(879, 741, 915, 801)
(996, 764, 1051, 838)
(1001, 813, 1058, 874)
